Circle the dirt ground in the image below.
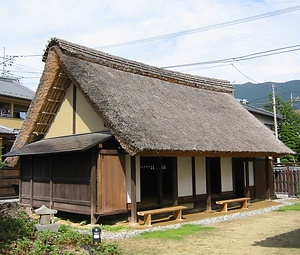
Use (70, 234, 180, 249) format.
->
(117, 200, 300, 255)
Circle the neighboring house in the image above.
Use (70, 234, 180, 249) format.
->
(237, 99, 282, 131)
(5, 38, 293, 224)
(0, 77, 35, 158)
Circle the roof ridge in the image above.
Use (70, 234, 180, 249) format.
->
(43, 38, 233, 93)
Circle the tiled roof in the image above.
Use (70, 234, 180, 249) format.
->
(0, 125, 18, 134)
(0, 77, 35, 100)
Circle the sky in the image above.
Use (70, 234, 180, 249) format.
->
(0, 0, 300, 91)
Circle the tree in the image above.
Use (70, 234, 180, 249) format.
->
(264, 95, 300, 162)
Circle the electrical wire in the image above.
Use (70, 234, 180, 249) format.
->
(162, 44, 300, 69)
(231, 64, 259, 83)
(95, 4, 300, 49)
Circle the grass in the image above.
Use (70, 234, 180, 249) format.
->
(276, 202, 300, 212)
(136, 224, 214, 240)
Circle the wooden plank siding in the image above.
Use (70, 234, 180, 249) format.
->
(20, 152, 93, 214)
(274, 164, 300, 197)
(97, 151, 127, 214)
(0, 167, 19, 198)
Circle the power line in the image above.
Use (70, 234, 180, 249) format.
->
(231, 64, 259, 83)
(162, 44, 300, 69)
(95, 4, 300, 49)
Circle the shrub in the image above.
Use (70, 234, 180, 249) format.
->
(0, 209, 122, 254)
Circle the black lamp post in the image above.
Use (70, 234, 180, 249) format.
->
(92, 227, 101, 245)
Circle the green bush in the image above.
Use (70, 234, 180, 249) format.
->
(0, 210, 122, 254)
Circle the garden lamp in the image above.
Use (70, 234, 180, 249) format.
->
(92, 226, 101, 245)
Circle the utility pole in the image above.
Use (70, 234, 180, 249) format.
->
(272, 84, 280, 164)
(290, 93, 300, 107)
(2, 47, 5, 77)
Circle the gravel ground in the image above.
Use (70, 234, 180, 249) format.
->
(100, 198, 297, 240)
(1, 197, 297, 241)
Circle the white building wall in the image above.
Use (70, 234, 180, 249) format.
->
(248, 161, 254, 186)
(195, 157, 206, 194)
(221, 157, 233, 192)
(177, 157, 193, 197)
(125, 155, 141, 203)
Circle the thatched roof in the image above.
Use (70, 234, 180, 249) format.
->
(5, 38, 294, 165)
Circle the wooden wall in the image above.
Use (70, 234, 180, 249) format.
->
(0, 167, 19, 198)
(20, 151, 94, 214)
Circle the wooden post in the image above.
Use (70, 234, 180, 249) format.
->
(245, 159, 250, 200)
(265, 157, 271, 200)
(19, 159, 23, 203)
(287, 165, 291, 197)
(90, 151, 97, 225)
(205, 158, 212, 212)
(157, 157, 163, 205)
(30, 159, 33, 208)
(130, 156, 137, 224)
(50, 156, 53, 209)
(172, 157, 178, 206)
(192, 157, 196, 205)
(72, 84, 77, 135)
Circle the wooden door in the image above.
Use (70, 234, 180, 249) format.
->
(97, 153, 127, 214)
(234, 160, 245, 198)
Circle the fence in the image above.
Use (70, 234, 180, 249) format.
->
(274, 163, 300, 197)
(0, 167, 19, 199)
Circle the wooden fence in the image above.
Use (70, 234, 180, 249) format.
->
(0, 167, 19, 199)
(274, 163, 300, 197)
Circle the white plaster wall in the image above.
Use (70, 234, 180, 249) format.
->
(249, 161, 254, 186)
(45, 85, 107, 138)
(221, 157, 233, 192)
(195, 157, 206, 194)
(177, 157, 192, 197)
(76, 90, 107, 133)
(125, 155, 141, 203)
(45, 85, 73, 138)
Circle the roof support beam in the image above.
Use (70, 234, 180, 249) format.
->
(53, 86, 67, 91)
(48, 99, 60, 103)
(42, 111, 56, 115)
(37, 123, 50, 126)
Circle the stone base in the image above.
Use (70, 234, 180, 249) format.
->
(35, 223, 59, 232)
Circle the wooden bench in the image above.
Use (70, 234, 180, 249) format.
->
(216, 197, 250, 212)
(137, 205, 187, 226)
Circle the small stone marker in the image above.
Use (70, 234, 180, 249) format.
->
(34, 205, 57, 225)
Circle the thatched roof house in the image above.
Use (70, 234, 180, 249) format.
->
(7, 38, 292, 159)
(5, 38, 293, 224)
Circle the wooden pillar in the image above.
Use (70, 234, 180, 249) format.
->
(192, 157, 196, 205)
(19, 158, 23, 203)
(245, 159, 250, 199)
(205, 158, 212, 212)
(287, 165, 291, 197)
(265, 157, 271, 200)
(172, 157, 178, 206)
(10, 103, 14, 118)
(90, 151, 97, 225)
(157, 157, 163, 205)
(0, 137, 2, 161)
(72, 84, 77, 135)
(50, 156, 53, 209)
(30, 158, 33, 207)
(130, 156, 137, 224)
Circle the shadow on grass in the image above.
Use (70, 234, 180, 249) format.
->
(253, 228, 300, 249)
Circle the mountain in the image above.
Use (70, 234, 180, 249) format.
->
(234, 80, 300, 110)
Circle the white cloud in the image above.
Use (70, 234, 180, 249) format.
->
(0, 0, 299, 90)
